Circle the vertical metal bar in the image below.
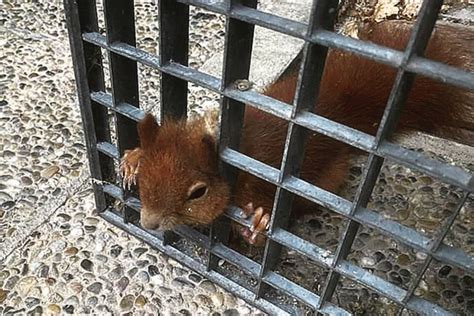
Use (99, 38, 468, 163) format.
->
(318, 0, 444, 308)
(158, 0, 190, 245)
(208, 0, 258, 271)
(103, 0, 140, 224)
(64, 0, 113, 212)
(256, 0, 340, 303)
(159, 0, 189, 121)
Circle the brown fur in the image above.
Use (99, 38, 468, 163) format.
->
(126, 21, 473, 234)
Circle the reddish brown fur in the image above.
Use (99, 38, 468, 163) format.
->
(125, 21, 473, 234)
(136, 116, 230, 230)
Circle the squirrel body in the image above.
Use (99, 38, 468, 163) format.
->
(120, 21, 473, 244)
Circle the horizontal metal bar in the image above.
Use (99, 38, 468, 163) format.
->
(262, 271, 353, 315)
(220, 149, 474, 273)
(91, 91, 145, 121)
(95, 143, 473, 273)
(175, 0, 474, 91)
(99, 181, 462, 313)
(379, 141, 473, 192)
(271, 228, 334, 268)
(99, 209, 290, 315)
(96, 141, 119, 159)
(81, 31, 474, 191)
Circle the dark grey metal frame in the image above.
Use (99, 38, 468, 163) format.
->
(64, 0, 473, 314)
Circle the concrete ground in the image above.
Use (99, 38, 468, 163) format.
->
(0, 0, 473, 315)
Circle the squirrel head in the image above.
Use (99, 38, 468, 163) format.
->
(135, 113, 230, 230)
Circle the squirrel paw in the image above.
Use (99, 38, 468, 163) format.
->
(239, 202, 270, 246)
(119, 148, 142, 190)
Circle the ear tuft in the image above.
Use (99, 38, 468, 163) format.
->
(138, 113, 159, 149)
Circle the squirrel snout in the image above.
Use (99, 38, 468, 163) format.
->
(140, 210, 179, 231)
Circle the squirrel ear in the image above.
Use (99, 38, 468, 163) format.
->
(201, 134, 219, 169)
(138, 113, 159, 149)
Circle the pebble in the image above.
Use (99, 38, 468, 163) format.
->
(211, 292, 224, 307)
(47, 304, 61, 314)
(64, 247, 78, 256)
(188, 273, 202, 283)
(27, 306, 43, 316)
(0, 289, 7, 303)
(86, 282, 102, 294)
(108, 266, 124, 281)
(135, 295, 147, 308)
(137, 271, 149, 283)
(120, 294, 135, 311)
(116, 276, 130, 293)
(40, 165, 60, 178)
(200, 280, 216, 293)
(63, 304, 74, 314)
(159, 286, 173, 295)
(223, 309, 239, 316)
(80, 259, 93, 272)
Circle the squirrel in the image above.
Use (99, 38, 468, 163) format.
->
(120, 20, 473, 246)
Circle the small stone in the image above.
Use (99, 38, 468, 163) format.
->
(108, 266, 124, 281)
(80, 259, 93, 272)
(64, 296, 79, 305)
(69, 282, 83, 294)
(63, 305, 74, 314)
(159, 286, 172, 295)
(442, 289, 456, 299)
(211, 292, 224, 307)
(416, 252, 428, 260)
(438, 265, 452, 278)
(194, 294, 213, 308)
(0, 289, 7, 303)
(86, 282, 102, 294)
(87, 296, 98, 306)
(127, 267, 138, 278)
(137, 271, 149, 283)
(116, 276, 129, 293)
(47, 304, 61, 314)
(377, 261, 392, 272)
(64, 247, 78, 256)
(27, 306, 43, 316)
(188, 273, 202, 283)
(172, 278, 195, 289)
(135, 295, 146, 308)
(148, 265, 159, 276)
(41, 165, 60, 178)
(308, 219, 322, 229)
(200, 280, 216, 293)
(25, 297, 40, 308)
(360, 257, 376, 267)
(133, 247, 148, 257)
(120, 294, 135, 311)
(223, 309, 239, 316)
(17, 276, 37, 296)
(396, 254, 410, 266)
(110, 245, 123, 258)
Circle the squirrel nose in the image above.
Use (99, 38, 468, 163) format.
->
(140, 214, 160, 230)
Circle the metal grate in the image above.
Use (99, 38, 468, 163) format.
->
(64, 0, 473, 314)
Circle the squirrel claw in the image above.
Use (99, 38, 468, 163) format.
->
(119, 148, 141, 190)
(239, 203, 270, 246)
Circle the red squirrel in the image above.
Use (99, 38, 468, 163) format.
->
(120, 21, 473, 246)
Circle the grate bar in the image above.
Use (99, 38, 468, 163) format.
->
(175, 0, 474, 90)
(65, 0, 474, 313)
(98, 209, 291, 315)
(64, 0, 114, 212)
(81, 33, 473, 191)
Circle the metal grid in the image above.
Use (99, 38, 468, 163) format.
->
(64, 0, 474, 314)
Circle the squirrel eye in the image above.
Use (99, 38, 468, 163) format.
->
(187, 181, 208, 200)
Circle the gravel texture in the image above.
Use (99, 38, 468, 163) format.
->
(1, 0, 473, 315)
